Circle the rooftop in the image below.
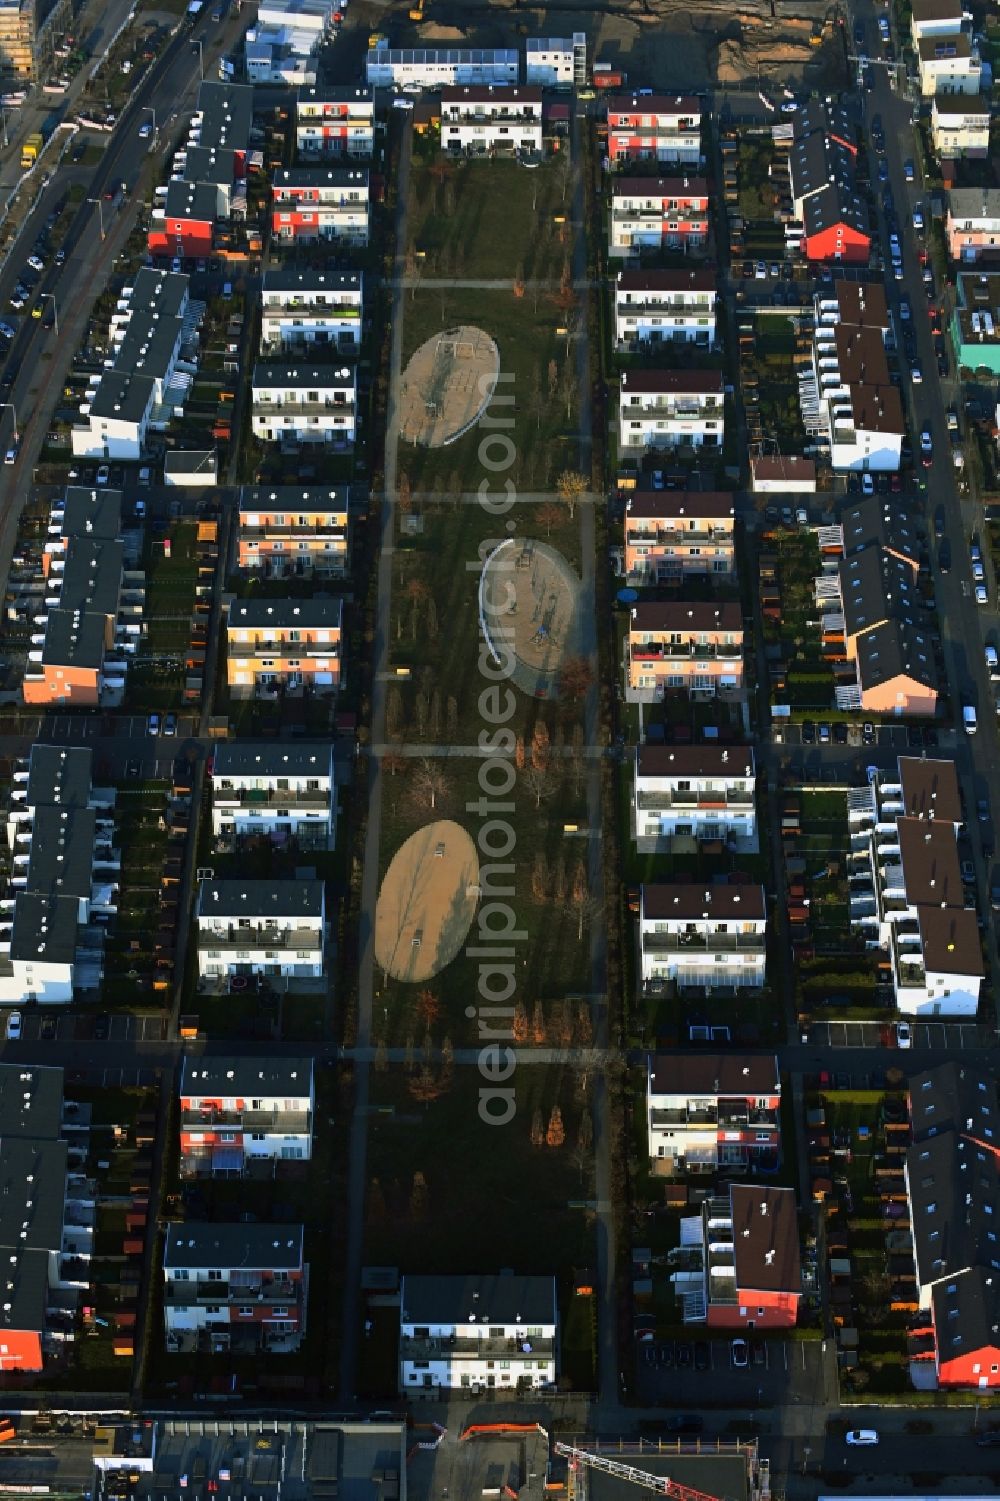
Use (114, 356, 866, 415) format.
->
(730, 1184, 801, 1295)
(24, 744, 94, 813)
(630, 601, 742, 633)
(181, 1056, 314, 1100)
(228, 596, 344, 632)
(621, 368, 723, 396)
(835, 280, 890, 330)
(263, 268, 362, 297)
(88, 371, 157, 426)
(607, 92, 701, 115)
(197, 79, 254, 154)
(839, 546, 922, 640)
(907, 1131, 1000, 1291)
(252, 362, 356, 394)
(197, 878, 325, 922)
(932, 1267, 1000, 1364)
(39, 609, 108, 672)
(625, 490, 734, 521)
(635, 744, 755, 780)
(910, 1063, 999, 1147)
(212, 742, 334, 779)
(840, 498, 920, 568)
(8, 893, 81, 966)
(649, 1053, 778, 1097)
(612, 175, 709, 200)
(855, 619, 938, 692)
(24, 806, 99, 902)
(273, 166, 369, 190)
(916, 904, 984, 979)
(948, 188, 1000, 222)
(164, 1221, 304, 1272)
(55, 538, 124, 620)
(399, 1273, 557, 1327)
(897, 756, 962, 825)
(0, 1062, 64, 1141)
(750, 455, 816, 484)
(164, 180, 223, 224)
(57, 487, 123, 541)
(239, 484, 350, 515)
(897, 816, 965, 908)
(641, 883, 766, 922)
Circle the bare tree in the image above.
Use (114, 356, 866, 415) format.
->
(556, 469, 587, 519)
(537, 502, 565, 538)
(410, 759, 450, 811)
(386, 686, 405, 740)
(559, 654, 593, 702)
(522, 763, 559, 809)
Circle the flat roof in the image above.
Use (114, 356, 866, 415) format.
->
(89, 371, 156, 425)
(183, 145, 238, 187)
(897, 757, 962, 825)
(912, 0, 964, 19)
(212, 742, 334, 778)
(0, 1246, 51, 1336)
(0, 1062, 64, 1141)
(126, 268, 190, 320)
(297, 83, 374, 103)
(252, 362, 356, 394)
(116, 314, 184, 383)
(40, 608, 108, 671)
(263, 267, 362, 296)
(9, 893, 79, 965)
(626, 490, 733, 521)
(56, 539, 123, 620)
(917, 904, 984, 979)
(730, 1184, 801, 1294)
(835, 279, 889, 330)
(948, 188, 1000, 221)
(0, 1137, 68, 1254)
(850, 383, 906, 437)
(164, 451, 218, 476)
(649, 1053, 778, 1097)
(58, 487, 123, 541)
(25, 744, 94, 812)
(228, 597, 344, 631)
(630, 601, 742, 633)
(613, 176, 709, 199)
(607, 92, 701, 114)
(399, 1273, 556, 1326)
(197, 878, 325, 921)
(897, 817, 964, 908)
(440, 85, 542, 105)
(197, 79, 254, 153)
(635, 745, 754, 780)
(181, 1056, 313, 1099)
(918, 31, 973, 58)
(164, 1221, 304, 1271)
(616, 268, 716, 295)
(165, 180, 222, 223)
(273, 166, 369, 189)
(239, 484, 350, 514)
(25, 805, 98, 902)
(575, 1453, 750, 1501)
(641, 883, 766, 922)
(751, 455, 816, 483)
(621, 368, 723, 395)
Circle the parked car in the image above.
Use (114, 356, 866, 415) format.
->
(96, 464, 110, 485)
(896, 1022, 912, 1049)
(163, 711, 177, 736)
(731, 1338, 749, 1369)
(4, 1011, 21, 1041)
(846, 1430, 879, 1446)
(39, 1014, 56, 1040)
(93, 1013, 111, 1040)
(146, 712, 160, 736)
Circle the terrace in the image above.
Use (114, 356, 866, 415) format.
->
(630, 641, 743, 659)
(643, 932, 764, 953)
(179, 1107, 312, 1132)
(212, 785, 331, 808)
(399, 1332, 556, 1359)
(635, 789, 752, 810)
(199, 926, 322, 952)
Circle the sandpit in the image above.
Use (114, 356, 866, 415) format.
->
(375, 820, 480, 983)
(398, 325, 499, 448)
(480, 537, 583, 699)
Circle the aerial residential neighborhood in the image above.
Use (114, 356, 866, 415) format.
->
(0, 0, 997, 1494)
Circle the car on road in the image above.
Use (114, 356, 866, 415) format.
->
(912, 205, 924, 232)
(934, 505, 945, 539)
(938, 539, 951, 574)
(54, 247, 65, 265)
(4, 440, 18, 465)
(39, 1013, 57, 1040)
(26, 253, 44, 274)
(973, 561, 986, 584)
(978, 798, 990, 823)
(904, 159, 915, 182)
(878, 158, 889, 183)
(975, 1431, 1000, 1448)
(977, 583, 989, 607)
(146, 712, 160, 736)
(899, 295, 911, 322)
(961, 858, 976, 883)
(964, 703, 979, 735)
(911, 360, 923, 384)
(896, 1022, 912, 1050)
(8, 290, 25, 311)
(846, 1430, 879, 1447)
(971, 535, 982, 562)
(920, 426, 933, 463)
(731, 1338, 749, 1369)
(139, 121, 152, 138)
(986, 644, 999, 679)
(0, 322, 15, 341)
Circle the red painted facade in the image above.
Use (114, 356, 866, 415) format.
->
(0, 1330, 43, 1372)
(706, 1287, 800, 1331)
(803, 222, 871, 264)
(148, 216, 214, 258)
(938, 1342, 1000, 1388)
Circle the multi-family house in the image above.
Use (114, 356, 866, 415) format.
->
(179, 1057, 315, 1176)
(910, 0, 965, 44)
(633, 745, 757, 849)
(296, 85, 374, 158)
(0, 1062, 94, 1371)
(524, 35, 587, 87)
(619, 369, 724, 451)
(606, 94, 701, 167)
(809, 281, 904, 471)
(917, 32, 981, 96)
(195, 878, 326, 984)
(950, 271, 1000, 376)
(398, 1274, 557, 1392)
(41, 487, 122, 578)
(261, 269, 363, 354)
(626, 601, 743, 702)
(946, 189, 1000, 266)
(931, 96, 992, 159)
(366, 48, 519, 89)
(236, 485, 350, 578)
(671, 1186, 801, 1329)
(271, 167, 370, 245)
(163, 1222, 307, 1354)
(848, 758, 981, 1014)
(226, 597, 343, 698)
(251, 363, 356, 447)
(210, 742, 337, 848)
(790, 101, 869, 264)
(609, 177, 709, 257)
(646, 1054, 780, 1175)
(614, 270, 716, 348)
(439, 86, 543, 155)
(623, 490, 734, 580)
(638, 882, 767, 991)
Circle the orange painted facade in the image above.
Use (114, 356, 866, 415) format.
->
(0, 1329, 43, 1372)
(705, 1287, 800, 1331)
(237, 504, 349, 578)
(22, 662, 102, 706)
(226, 601, 343, 698)
(627, 603, 744, 698)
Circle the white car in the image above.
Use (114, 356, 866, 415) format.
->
(139, 121, 152, 139)
(861, 473, 875, 496)
(846, 1430, 879, 1447)
(896, 1022, 912, 1049)
(731, 1338, 749, 1368)
(986, 644, 999, 679)
(976, 584, 989, 607)
(27, 254, 44, 273)
(973, 561, 986, 584)
(5, 1011, 21, 1041)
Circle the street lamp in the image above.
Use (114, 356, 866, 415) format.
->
(87, 196, 106, 240)
(38, 293, 58, 336)
(0, 401, 18, 442)
(192, 39, 204, 78)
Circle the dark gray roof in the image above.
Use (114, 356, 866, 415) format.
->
(839, 547, 922, 640)
(252, 362, 356, 394)
(0, 1138, 68, 1254)
(165, 180, 223, 223)
(298, 84, 374, 106)
(910, 1063, 999, 1147)
(56, 539, 123, 619)
(399, 1274, 557, 1327)
(40, 609, 107, 671)
(0, 1063, 64, 1141)
(212, 742, 334, 779)
(164, 451, 217, 476)
(239, 485, 350, 515)
(25, 806, 98, 902)
(197, 79, 254, 153)
(8, 894, 80, 967)
(181, 1057, 313, 1100)
(89, 372, 156, 425)
(228, 597, 344, 631)
(273, 166, 369, 191)
(25, 744, 94, 812)
(649, 1054, 778, 1097)
(127, 268, 190, 320)
(803, 180, 869, 239)
(116, 315, 184, 383)
(931, 1267, 1000, 1365)
(907, 1131, 1000, 1292)
(789, 130, 855, 206)
(855, 620, 938, 692)
(183, 145, 238, 186)
(164, 1221, 304, 1271)
(0, 1246, 51, 1335)
(262, 267, 363, 297)
(197, 878, 325, 921)
(840, 498, 920, 568)
(58, 487, 123, 541)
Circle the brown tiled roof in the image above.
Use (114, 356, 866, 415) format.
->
(630, 601, 743, 633)
(730, 1185, 801, 1295)
(641, 883, 765, 921)
(636, 745, 755, 780)
(898, 757, 962, 826)
(625, 490, 734, 521)
(649, 1053, 779, 1097)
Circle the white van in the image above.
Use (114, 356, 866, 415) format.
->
(963, 704, 978, 735)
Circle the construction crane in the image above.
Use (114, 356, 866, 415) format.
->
(553, 1444, 720, 1501)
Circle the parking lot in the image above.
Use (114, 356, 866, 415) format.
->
(772, 721, 958, 752)
(808, 1018, 985, 1052)
(9, 1010, 168, 1043)
(633, 1334, 833, 1409)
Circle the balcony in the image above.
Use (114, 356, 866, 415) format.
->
(261, 300, 361, 317)
(239, 523, 347, 539)
(197, 926, 322, 952)
(629, 640, 743, 660)
(180, 1108, 312, 1133)
(627, 527, 731, 545)
(636, 789, 752, 811)
(213, 784, 331, 807)
(228, 640, 340, 658)
(400, 1333, 555, 1360)
(253, 397, 353, 416)
(165, 1278, 300, 1305)
(643, 932, 764, 953)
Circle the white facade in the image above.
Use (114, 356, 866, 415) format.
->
(917, 36, 981, 96)
(210, 743, 336, 847)
(614, 270, 716, 347)
(931, 97, 991, 157)
(440, 87, 543, 155)
(261, 271, 363, 353)
(633, 746, 756, 846)
(619, 370, 724, 451)
(366, 48, 519, 90)
(296, 86, 374, 158)
(195, 879, 326, 983)
(162, 1222, 306, 1352)
(811, 293, 904, 473)
(71, 376, 156, 461)
(639, 884, 767, 991)
(646, 1055, 781, 1173)
(910, 0, 964, 43)
(609, 179, 709, 257)
(524, 35, 586, 87)
(398, 1275, 557, 1393)
(179, 1058, 315, 1175)
(251, 364, 356, 446)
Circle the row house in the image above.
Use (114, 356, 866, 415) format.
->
(606, 93, 702, 167)
(609, 176, 709, 257)
(210, 741, 338, 849)
(0, 1063, 95, 1372)
(399, 1274, 557, 1392)
(251, 362, 357, 448)
(810, 281, 904, 471)
(179, 1057, 314, 1176)
(619, 368, 724, 452)
(524, 35, 587, 87)
(750, 455, 817, 494)
(195, 878, 326, 985)
(633, 744, 756, 849)
(647, 1054, 780, 1176)
(931, 96, 992, 160)
(626, 601, 744, 703)
(910, 0, 966, 44)
(271, 167, 370, 246)
(0, 744, 115, 1006)
(623, 489, 734, 580)
(147, 79, 252, 258)
(847, 757, 982, 1015)
(296, 85, 374, 159)
(237, 485, 350, 579)
(163, 1222, 307, 1355)
(41, 485, 122, 578)
(614, 269, 717, 348)
(946, 189, 1000, 267)
(790, 102, 870, 264)
(261, 268, 363, 354)
(365, 48, 519, 90)
(950, 272, 1000, 377)
(671, 1185, 801, 1330)
(440, 86, 543, 156)
(226, 597, 343, 699)
(917, 33, 981, 97)
(638, 882, 767, 992)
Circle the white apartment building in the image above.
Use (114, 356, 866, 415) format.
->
(296, 85, 374, 158)
(261, 269, 363, 353)
(848, 757, 983, 1016)
(910, 0, 965, 44)
(524, 35, 587, 87)
(179, 1057, 315, 1176)
(398, 1274, 557, 1393)
(633, 745, 757, 850)
(365, 48, 519, 90)
(619, 368, 724, 451)
(609, 177, 709, 257)
(930, 96, 991, 158)
(614, 269, 716, 347)
(210, 742, 337, 849)
(638, 883, 767, 991)
(195, 878, 326, 984)
(440, 86, 543, 155)
(646, 1053, 781, 1175)
(917, 33, 982, 96)
(251, 363, 356, 447)
(809, 283, 905, 472)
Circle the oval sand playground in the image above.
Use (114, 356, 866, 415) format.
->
(398, 325, 499, 448)
(375, 820, 480, 984)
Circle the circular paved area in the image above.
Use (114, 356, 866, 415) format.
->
(398, 325, 499, 448)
